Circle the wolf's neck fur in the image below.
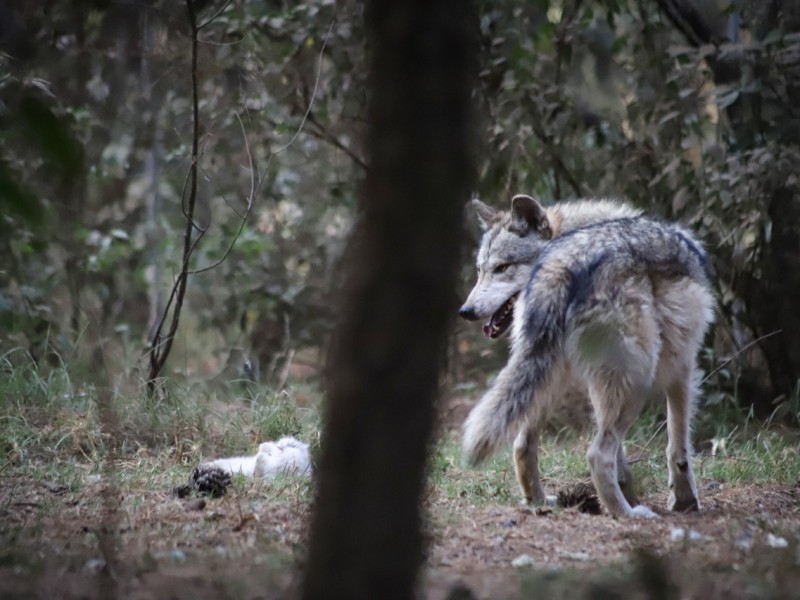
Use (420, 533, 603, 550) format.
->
(546, 199, 642, 237)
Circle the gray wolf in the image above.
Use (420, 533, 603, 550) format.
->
(459, 195, 714, 518)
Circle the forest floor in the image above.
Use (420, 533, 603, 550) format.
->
(2, 372, 800, 599)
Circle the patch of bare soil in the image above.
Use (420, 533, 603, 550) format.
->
(430, 483, 800, 568)
(425, 482, 800, 598)
(2, 470, 800, 599)
(429, 394, 800, 598)
(0, 473, 309, 599)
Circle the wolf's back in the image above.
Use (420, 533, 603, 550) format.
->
(525, 217, 709, 323)
(463, 217, 711, 465)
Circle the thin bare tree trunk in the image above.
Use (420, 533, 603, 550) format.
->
(141, 11, 164, 337)
(301, 1, 477, 599)
(147, 0, 203, 391)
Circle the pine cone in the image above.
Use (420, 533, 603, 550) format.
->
(556, 481, 602, 515)
(190, 464, 232, 497)
(173, 464, 232, 498)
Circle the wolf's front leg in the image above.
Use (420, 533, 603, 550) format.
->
(513, 424, 552, 506)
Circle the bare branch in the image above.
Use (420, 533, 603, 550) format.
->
(146, 12, 339, 388)
(191, 20, 339, 274)
(528, 109, 585, 197)
(147, 0, 203, 390)
(147, 226, 207, 373)
(267, 19, 336, 160)
(305, 112, 367, 171)
(700, 329, 784, 386)
(198, 0, 233, 31)
(190, 112, 257, 275)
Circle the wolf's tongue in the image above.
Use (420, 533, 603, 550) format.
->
(482, 314, 502, 338)
(481, 294, 518, 339)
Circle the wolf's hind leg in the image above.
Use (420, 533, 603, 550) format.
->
(666, 368, 700, 512)
(513, 424, 552, 506)
(587, 428, 640, 518)
(586, 381, 652, 518)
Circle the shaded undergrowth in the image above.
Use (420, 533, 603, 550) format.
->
(0, 351, 321, 487)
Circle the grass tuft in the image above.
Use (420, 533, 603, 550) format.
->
(0, 355, 320, 483)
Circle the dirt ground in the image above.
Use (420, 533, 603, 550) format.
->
(2, 390, 800, 599)
(2, 467, 800, 599)
(425, 481, 800, 598)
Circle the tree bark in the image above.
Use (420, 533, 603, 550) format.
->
(300, 1, 477, 598)
(737, 186, 800, 404)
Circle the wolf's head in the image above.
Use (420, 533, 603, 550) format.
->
(459, 194, 552, 338)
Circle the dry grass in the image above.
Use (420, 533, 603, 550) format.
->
(2, 359, 800, 599)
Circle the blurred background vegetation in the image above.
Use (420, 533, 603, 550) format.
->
(2, 0, 800, 428)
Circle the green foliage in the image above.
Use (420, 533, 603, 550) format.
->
(0, 0, 362, 382)
(428, 403, 800, 510)
(429, 441, 517, 505)
(2, 0, 800, 421)
(0, 355, 319, 476)
(698, 429, 800, 485)
(17, 95, 84, 179)
(0, 164, 44, 226)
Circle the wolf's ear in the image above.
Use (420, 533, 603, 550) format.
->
(509, 194, 551, 238)
(469, 198, 498, 231)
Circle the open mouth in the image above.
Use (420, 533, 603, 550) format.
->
(482, 293, 519, 339)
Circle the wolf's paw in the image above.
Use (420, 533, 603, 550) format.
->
(520, 494, 558, 508)
(630, 504, 659, 519)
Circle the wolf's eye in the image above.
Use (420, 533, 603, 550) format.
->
(493, 263, 511, 274)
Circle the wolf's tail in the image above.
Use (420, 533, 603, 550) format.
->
(462, 280, 567, 466)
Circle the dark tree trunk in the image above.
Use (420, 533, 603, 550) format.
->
(738, 187, 800, 403)
(300, 1, 477, 599)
